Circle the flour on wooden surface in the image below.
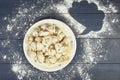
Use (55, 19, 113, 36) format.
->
(1, 39, 10, 47)
(0, 0, 119, 80)
(3, 55, 7, 60)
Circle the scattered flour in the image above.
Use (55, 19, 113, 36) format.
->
(1, 39, 10, 47)
(3, 55, 7, 60)
(52, 0, 119, 39)
(0, 0, 119, 80)
(12, 64, 28, 80)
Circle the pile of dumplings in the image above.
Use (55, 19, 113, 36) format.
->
(26, 23, 72, 66)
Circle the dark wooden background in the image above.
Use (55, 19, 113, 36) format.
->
(0, 0, 120, 80)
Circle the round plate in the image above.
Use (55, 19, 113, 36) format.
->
(23, 19, 76, 72)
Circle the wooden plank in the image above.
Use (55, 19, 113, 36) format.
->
(0, 63, 17, 80)
(0, 63, 83, 80)
(75, 38, 120, 64)
(0, 13, 120, 39)
(0, 0, 52, 18)
(0, 63, 120, 80)
(0, 39, 120, 64)
(89, 64, 120, 80)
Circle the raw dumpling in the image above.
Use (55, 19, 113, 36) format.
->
(55, 43, 64, 53)
(36, 42, 44, 51)
(32, 31, 39, 37)
(37, 52, 45, 63)
(30, 42, 37, 51)
(39, 31, 49, 36)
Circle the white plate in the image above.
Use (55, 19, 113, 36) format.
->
(23, 19, 76, 72)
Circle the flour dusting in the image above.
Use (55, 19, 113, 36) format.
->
(0, 0, 119, 80)
(3, 55, 7, 60)
(1, 39, 10, 47)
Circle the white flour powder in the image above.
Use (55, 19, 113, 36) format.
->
(0, 0, 119, 80)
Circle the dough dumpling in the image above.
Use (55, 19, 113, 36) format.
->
(55, 43, 64, 53)
(30, 42, 37, 51)
(37, 42, 44, 51)
(37, 52, 45, 63)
